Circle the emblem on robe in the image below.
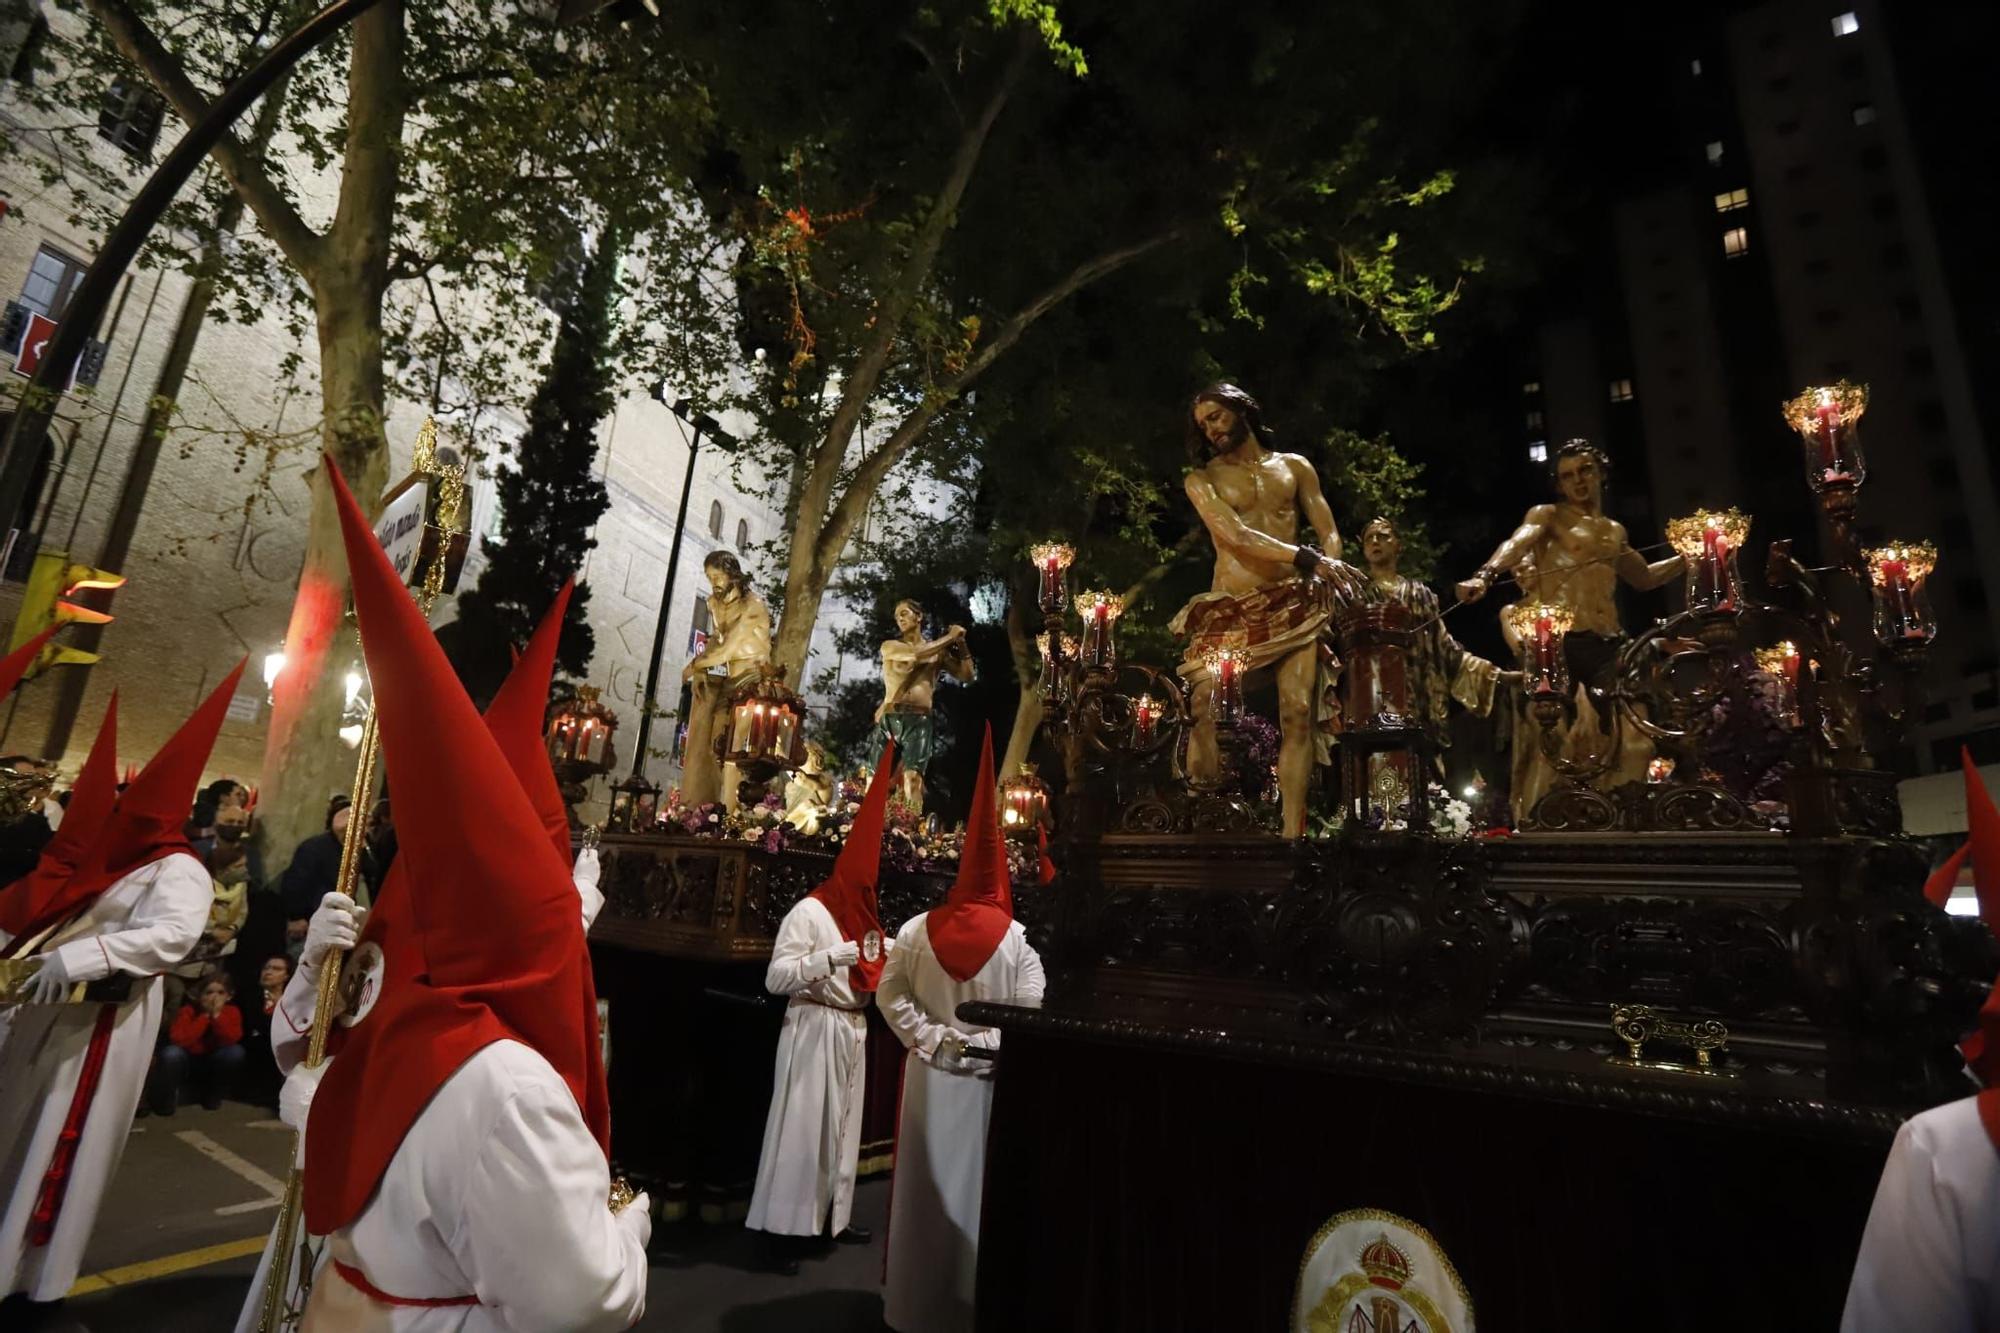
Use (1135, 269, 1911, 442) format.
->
(336, 942, 385, 1027)
(862, 929, 883, 963)
(1293, 1208, 1473, 1333)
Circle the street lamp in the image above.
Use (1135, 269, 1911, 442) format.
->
(629, 390, 735, 791)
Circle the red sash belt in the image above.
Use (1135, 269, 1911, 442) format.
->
(28, 1003, 117, 1246)
(334, 1258, 481, 1307)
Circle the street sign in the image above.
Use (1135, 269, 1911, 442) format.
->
(374, 475, 430, 586)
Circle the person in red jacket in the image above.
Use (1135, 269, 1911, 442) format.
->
(143, 971, 246, 1116)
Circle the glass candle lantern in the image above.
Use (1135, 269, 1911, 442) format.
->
(1503, 602, 1575, 699)
(1035, 632, 1080, 706)
(999, 763, 1049, 838)
(1753, 640, 1804, 726)
(1074, 589, 1125, 669)
(1028, 542, 1075, 616)
(1864, 542, 1939, 647)
(1666, 507, 1752, 614)
(1204, 647, 1246, 724)
(1782, 381, 1869, 496)
(1131, 692, 1160, 748)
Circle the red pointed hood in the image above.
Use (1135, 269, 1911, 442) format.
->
(2, 666, 239, 953)
(1938, 751, 2000, 1151)
(0, 695, 118, 950)
(305, 458, 607, 1236)
(0, 625, 58, 699)
(484, 580, 575, 868)
(811, 738, 895, 990)
(927, 724, 1014, 983)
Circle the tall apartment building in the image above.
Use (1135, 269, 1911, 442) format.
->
(1511, 0, 2000, 772)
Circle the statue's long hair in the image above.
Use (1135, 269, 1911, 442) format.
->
(1185, 382, 1267, 465)
(702, 549, 751, 598)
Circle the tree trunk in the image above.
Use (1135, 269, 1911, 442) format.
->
(252, 0, 402, 874)
(999, 596, 1043, 777)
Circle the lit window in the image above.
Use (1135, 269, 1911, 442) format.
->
(1705, 141, 1725, 165)
(1521, 380, 1541, 395)
(1528, 442, 1549, 464)
(1609, 379, 1635, 403)
(1690, 59, 1703, 76)
(1722, 226, 1750, 258)
(1852, 103, 1877, 125)
(1713, 188, 1750, 213)
(1831, 12, 1859, 37)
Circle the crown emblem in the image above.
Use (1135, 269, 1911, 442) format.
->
(1357, 1234, 1411, 1291)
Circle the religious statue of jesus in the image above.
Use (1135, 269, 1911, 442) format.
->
(1454, 439, 1683, 820)
(873, 599, 973, 809)
(1172, 383, 1370, 838)
(681, 549, 775, 811)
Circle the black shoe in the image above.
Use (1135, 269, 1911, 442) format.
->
(134, 1104, 151, 1119)
(833, 1225, 872, 1245)
(760, 1236, 801, 1276)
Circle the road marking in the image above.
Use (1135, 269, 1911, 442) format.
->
(175, 1128, 287, 1205)
(217, 1197, 284, 1216)
(68, 1235, 267, 1296)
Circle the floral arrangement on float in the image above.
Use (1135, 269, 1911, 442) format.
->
(644, 786, 1038, 883)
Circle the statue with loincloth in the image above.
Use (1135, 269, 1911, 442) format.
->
(681, 550, 775, 812)
(1454, 440, 1682, 822)
(872, 599, 972, 811)
(1172, 384, 1371, 838)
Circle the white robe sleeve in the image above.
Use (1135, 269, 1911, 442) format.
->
(1841, 1101, 1991, 1333)
(764, 900, 833, 995)
(270, 964, 322, 1077)
(960, 927, 1045, 1053)
(877, 920, 964, 1060)
(457, 1071, 648, 1332)
(50, 854, 210, 983)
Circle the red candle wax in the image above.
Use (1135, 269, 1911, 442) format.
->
(1533, 615, 1556, 690)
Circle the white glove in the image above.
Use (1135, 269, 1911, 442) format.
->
(303, 892, 366, 969)
(573, 849, 605, 930)
(823, 941, 861, 970)
(279, 1060, 327, 1133)
(25, 952, 73, 1005)
(618, 1190, 653, 1251)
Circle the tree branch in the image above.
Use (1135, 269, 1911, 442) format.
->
(82, 0, 324, 279)
(794, 26, 1034, 563)
(810, 222, 1193, 574)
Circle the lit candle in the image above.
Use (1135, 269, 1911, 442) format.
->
(1029, 542, 1074, 614)
(1133, 693, 1158, 747)
(1698, 521, 1734, 610)
(1208, 648, 1244, 723)
(1878, 556, 1913, 628)
(1814, 391, 1842, 481)
(1533, 612, 1556, 688)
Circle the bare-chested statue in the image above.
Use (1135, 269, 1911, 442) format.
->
(1172, 383, 1369, 838)
(1455, 440, 1683, 820)
(681, 549, 774, 811)
(872, 598, 973, 809)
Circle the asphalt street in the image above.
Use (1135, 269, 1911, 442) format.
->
(3, 1099, 891, 1332)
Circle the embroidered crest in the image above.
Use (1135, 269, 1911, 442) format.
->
(1293, 1208, 1473, 1333)
(861, 928, 883, 963)
(336, 942, 385, 1028)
